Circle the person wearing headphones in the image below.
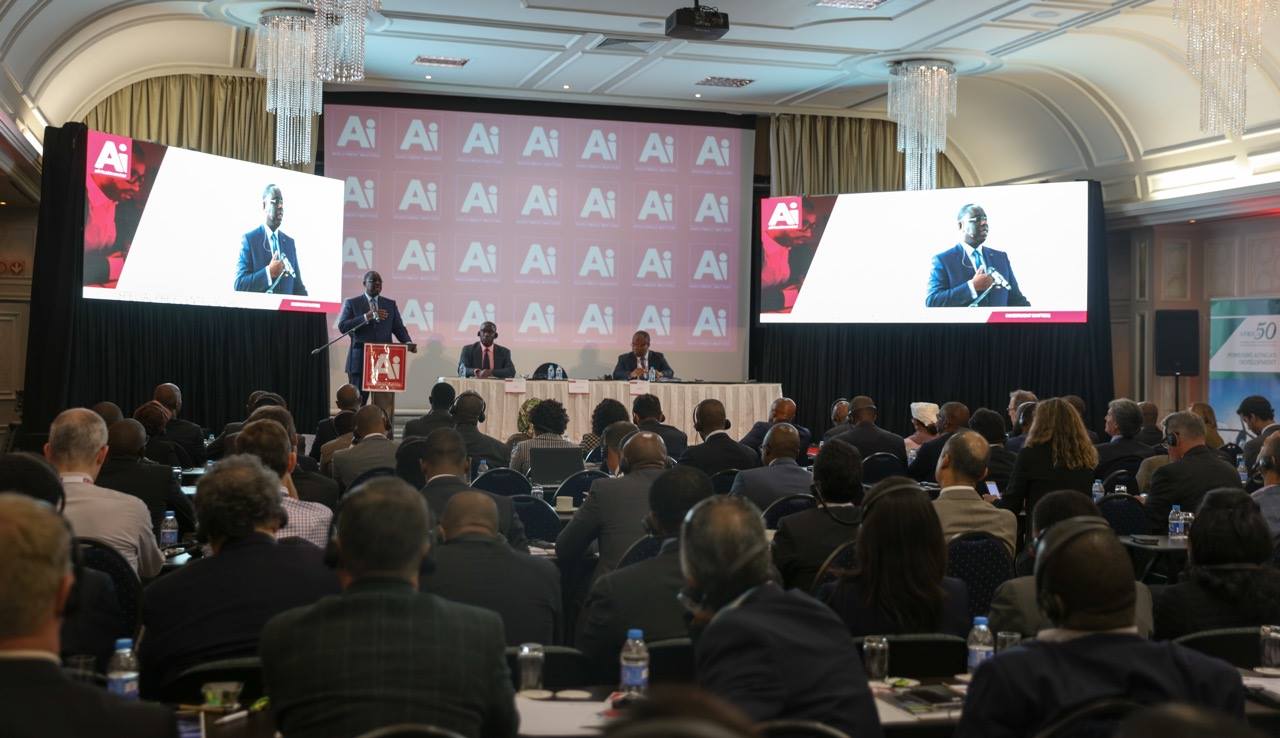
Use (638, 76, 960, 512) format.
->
(1144, 411, 1240, 533)
(458, 321, 516, 379)
(1251, 432, 1280, 539)
(771, 438, 862, 591)
(681, 495, 883, 737)
(677, 399, 759, 476)
(449, 391, 510, 468)
(956, 514, 1244, 738)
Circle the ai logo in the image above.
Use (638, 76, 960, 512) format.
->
(766, 198, 801, 230)
(638, 133, 675, 164)
(523, 126, 560, 158)
(519, 303, 556, 334)
(458, 301, 497, 331)
(636, 249, 673, 280)
(579, 246, 616, 278)
(343, 237, 374, 269)
(578, 304, 615, 335)
(693, 250, 730, 281)
(581, 129, 618, 161)
(399, 179, 438, 212)
(460, 182, 499, 214)
(521, 185, 558, 217)
(92, 138, 130, 178)
(637, 190, 675, 222)
(462, 122, 500, 155)
(637, 305, 672, 336)
(579, 188, 617, 219)
(520, 244, 557, 276)
(695, 135, 731, 167)
(336, 116, 376, 148)
(693, 307, 729, 337)
(399, 240, 437, 272)
(459, 242, 498, 274)
(400, 120, 440, 152)
(694, 193, 730, 224)
(368, 349, 402, 384)
(402, 299, 435, 332)
(345, 177, 375, 209)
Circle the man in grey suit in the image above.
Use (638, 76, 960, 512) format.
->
(728, 423, 811, 512)
(556, 431, 667, 580)
(331, 405, 398, 494)
(260, 478, 518, 738)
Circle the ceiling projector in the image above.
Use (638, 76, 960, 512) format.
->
(665, 2, 729, 41)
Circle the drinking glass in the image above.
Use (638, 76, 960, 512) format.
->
(1261, 626, 1280, 673)
(996, 631, 1022, 653)
(862, 636, 889, 681)
(518, 643, 545, 691)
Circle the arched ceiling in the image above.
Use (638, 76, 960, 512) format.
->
(1, 0, 1278, 218)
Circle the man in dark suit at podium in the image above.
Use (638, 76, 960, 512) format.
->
(612, 330, 674, 380)
(926, 204, 1029, 308)
(235, 184, 307, 296)
(457, 322, 516, 379)
(336, 271, 415, 403)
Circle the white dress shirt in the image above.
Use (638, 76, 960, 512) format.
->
(61, 473, 164, 577)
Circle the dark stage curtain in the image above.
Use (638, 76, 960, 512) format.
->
(22, 123, 328, 438)
(749, 181, 1113, 439)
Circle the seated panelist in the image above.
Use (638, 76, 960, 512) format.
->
(458, 321, 516, 379)
(612, 330, 674, 380)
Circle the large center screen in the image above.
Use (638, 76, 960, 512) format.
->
(759, 181, 1090, 324)
(82, 129, 345, 312)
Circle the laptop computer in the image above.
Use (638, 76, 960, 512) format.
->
(529, 446, 585, 486)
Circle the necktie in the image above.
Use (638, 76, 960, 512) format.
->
(971, 248, 985, 273)
(483, 347, 492, 371)
(270, 231, 280, 259)
(640, 355, 647, 371)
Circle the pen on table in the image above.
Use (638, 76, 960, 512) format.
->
(213, 710, 249, 725)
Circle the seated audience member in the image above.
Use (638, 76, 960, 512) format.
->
(989, 490, 1153, 638)
(632, 394, 689, 459)
(728, 423, 811, 511)
(1152, 488, 1280, 640)
(829, 395, 908, 464)
(133, 400, 189, 468)
(558, 431, 667, 580)
(309, 383, 361, 462)
(968, 408, 1016, 491)
(908, 402, 971, 482)
(1004, 400, 1037, 454)
(236, 419, 332, 548)
(601, 420, 639, 476)
(1238, 394, 1280, 469)
(260, 478, 518, 738)
(1189, 401, 1226, 450)
(904, 401, 940, 452)
(820, 478, 969, 637)
(505, 398, 541, 450)
(331, 405, 398, 494)
(1116, 703, 1266, 738)
(417, 428, 527, 551)
(394, 437, 428, 490)
(153, 382, 206, 466)
(999, 397, 1097, 516)
(683, 496, 883, 737)
(772, 439, 862, 591)
(1007, 389, 1037, 428)
(0, 452, 126, 672)
(96, 418, 196, 536)
(578, 466, 714, 671)
(678, 399, 759, 476)
(1137, 447, 1173, 495)
(1063, 394, 1100, 443)
(46, 408, 163, 577)
(510, 399, 580, 477)
(1136, 400, 1165, 446)
(583, 398, 629, 455)
(741, 397, 810, 463)
(422, 491, 560, 646)
(1252, 432, 1280, 539)
(248, 405, 339, 512)
(92, 401, 124, 427)
(450, 391, 511, 468)
(1146, 411, 1241, 533)
(825, 398, 851, 440)
(933, 430, 1017, 554)
(138, 455, 339, 695)
(403, 382, 456, 440)
(955, 515, 1244, 738)
(208, 390, 285, 460)
(1095, 397, 1156, 473)
(319, 410, 356, 477)
(0, 494, 176, 738)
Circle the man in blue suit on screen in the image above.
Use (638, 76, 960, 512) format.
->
(925, 203, 1029, 308)
(337, 271, 415, 403)
(235, 184, 307, 296)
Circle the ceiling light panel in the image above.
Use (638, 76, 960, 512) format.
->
(413, 55, 469, 68)
(696, 76, 754, 88)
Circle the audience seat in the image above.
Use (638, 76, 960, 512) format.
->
(1173, 627, 1261, 669)
(75, 537, 142, 638)
(503, 646, 593, 690)
(1219, 443, 1243, 466)
(762, 494, 817, 530)
(617, 536, 664, 569)
(473, 467, 533, 497)
(1097, 493, 1149, 536)
(510, 495, 562, 543)
(530, 362, 566, 380)
(1102, 469, 1138, 496)
(647, 637, 695, 685)
(758, 720, 852, 738)
(354, 726, 466, 738)
(811, 540, 857, 594)
(709, 469, 739, 495)
(583, 445, 604, 465)
(946, 532, 1014, 620)
(154, 656, 264, 705)
(849, 634, 966, 679)
(346, 466, 396, 492)
(554, 469, 608, 507)
(861, 452, 907, 484)
(1097, 456, 1144, 486)
(1031, 697, 1143, 738)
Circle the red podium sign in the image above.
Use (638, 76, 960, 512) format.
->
(363, 343, 409, 392)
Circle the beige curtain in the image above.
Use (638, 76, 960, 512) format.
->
(82, 74, 313, 170)
(770, 113, 965, 196)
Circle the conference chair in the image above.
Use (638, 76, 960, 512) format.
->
(1220, 442, 1244, 466)
(583, 445, 604, 465)
(346, 466, 396, 493)
(849, 634, 966, 679)
(709, 469, 739, 495)
(1174, 627, 1262, 669)
(510, 494, 562, 544)
(608, 719, 749, 738)
(757, 721, 852, 738)
(1031, 697, 1142, 738)
(617, 535, 664, 569)
(946, 531, 1015, 620)
(355, 726, 466, 738)
(473, 467, 533, 497)
(530, 362, 566, 380)
(1097, 493, 1150, 536)
(810, 540, 857, 595)
(75, 537, 142, 639)
(155, 656, 263, 705)
(761, 494, 817, 530)
(503, 646, 593, 690)
(862, 452, 907, 484)
(1097, 455, 1145, 485)
(647, 637, 695, 684)
(554, 469, 608, 507)
(1102, 468, 1138, 496)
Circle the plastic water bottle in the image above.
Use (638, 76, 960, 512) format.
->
(107, 638, 140, 699)
(1239, 454, 1250, 484)
(1091, 479, 1104, 502)
(907, 447, 918, 467)
(1169, 504, 1186, 539)
(476, 459, 490, 482)
(646, 367, 656, 382)
(619, 628, 649, 697)
(967, 617, 994, 674)
(160, 511, 179, 547)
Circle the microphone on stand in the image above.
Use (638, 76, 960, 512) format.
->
(987, 269, 1011, 290)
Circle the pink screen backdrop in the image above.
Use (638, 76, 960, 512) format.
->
(324, 104, 745, 353)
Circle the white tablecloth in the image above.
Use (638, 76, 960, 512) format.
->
(438, 379, 784, 444)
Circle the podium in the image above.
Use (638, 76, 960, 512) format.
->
(363, 343, 411, 434)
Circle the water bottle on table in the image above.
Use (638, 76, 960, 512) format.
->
(620, 628, 649, 697)
(967, 617, 994, 674)
(1091, 479, 1104, 502)
(1239, 454, 1250, 484)
(107, 638, 139, 699)
(1168, 504, 1186, 539)
(160, 510, 179, 547)
(476, 458, 489, 483)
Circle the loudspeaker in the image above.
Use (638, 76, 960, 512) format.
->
(1154, 309, 1200, 376)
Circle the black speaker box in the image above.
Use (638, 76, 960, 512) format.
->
(1154, 309, 1199, 376)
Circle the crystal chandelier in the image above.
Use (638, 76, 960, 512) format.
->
(310, 0, 381, 82)
(256, 9, 323, 165)
(1173, 0, 1277, 136)
(887, 60, 957, 191)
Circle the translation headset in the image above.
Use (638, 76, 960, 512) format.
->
(449, 392, 487, 424)
(692, 401, 732, 433)
(675, 497, 770, 615)
(1032, 515, 1113, 626)
(810, 482, 860, 528)
(322, 485, 438, 573)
